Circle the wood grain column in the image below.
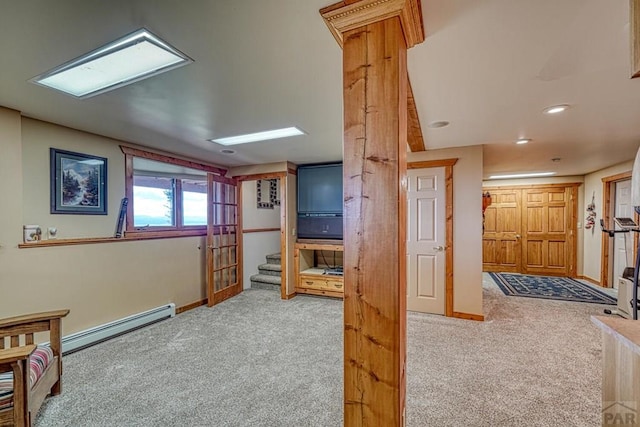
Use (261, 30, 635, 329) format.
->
(321, 1, 424, 425)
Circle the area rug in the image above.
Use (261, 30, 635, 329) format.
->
(488, 272, 617, 305)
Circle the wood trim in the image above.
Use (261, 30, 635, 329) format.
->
(484, 182, 583, 190)
(407, 158, 458, 169)
(320, 0, 425, 48)
(600, 171, 633, 287)
(124, 154, 134, 231)
(176, 299, 207, 314)
(569, 185, 578, 278)
(280, 176, 287, 300)
(234, 171, 287, 182)
(295, 242, 344, 251)
(452, 311, 484, 321)
(632, 0, 640, 78)
(444, 164, 454, 317)
(237, 182, 244, 296)
(18, 231, 206, 248)
(601, 171, 632, 183)
(578, 275, 601, 286)
(406, 77, 425, 152)
(242, 228, 280, 234)
(120, 145, 227, 176)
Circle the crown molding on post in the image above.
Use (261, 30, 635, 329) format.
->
(320, 0, 425, 48)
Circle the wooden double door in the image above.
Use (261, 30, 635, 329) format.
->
(482, 184, 578, 277)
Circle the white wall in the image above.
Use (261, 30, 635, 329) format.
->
(241, 179, 281, 289)
(483, 176, 585, 276)
(408, 145, 483, 316)
(582, 161, 634, 282)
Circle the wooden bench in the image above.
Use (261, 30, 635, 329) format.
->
(0, 310, 69, 427)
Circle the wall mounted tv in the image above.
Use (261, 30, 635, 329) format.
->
(297, 163, 343, 240)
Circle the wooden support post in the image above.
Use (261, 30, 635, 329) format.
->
(321, 1, 424, 425)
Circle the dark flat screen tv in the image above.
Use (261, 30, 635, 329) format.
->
(297, 163, 343, 240)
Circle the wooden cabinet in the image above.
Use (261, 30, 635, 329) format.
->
(294, 241, 344, 298)
(482, 184, 579, 277)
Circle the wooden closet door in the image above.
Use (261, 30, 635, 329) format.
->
(521, 187, 575, 276)
(482, 189, 522, 272)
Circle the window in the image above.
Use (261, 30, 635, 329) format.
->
(121, 146, 229, 238)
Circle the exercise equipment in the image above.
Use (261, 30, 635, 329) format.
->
(600, 218, 640, 320)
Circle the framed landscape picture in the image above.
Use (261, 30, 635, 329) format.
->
(50, 148, 107, 215)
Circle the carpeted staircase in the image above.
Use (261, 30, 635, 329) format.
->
(250, 253, 281, 291)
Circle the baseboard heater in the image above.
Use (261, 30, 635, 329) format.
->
(52, 303, 176, 355)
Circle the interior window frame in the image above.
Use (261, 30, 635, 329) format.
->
(121, 146, 229, 239)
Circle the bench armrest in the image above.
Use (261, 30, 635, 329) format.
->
(0, 310, 70, 329)
(0, 345, 37, 373)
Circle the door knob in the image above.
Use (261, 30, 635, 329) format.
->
(515, 234, 521, 239)
(433, 246, 444, 252)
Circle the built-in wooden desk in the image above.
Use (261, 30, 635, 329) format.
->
(591, 316, 640, 426)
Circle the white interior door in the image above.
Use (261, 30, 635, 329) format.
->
(407, 167, 446, 315)
(613, 179, 633, 288)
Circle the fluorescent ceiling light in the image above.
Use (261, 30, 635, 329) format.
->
(488, 172, 556, 180)
(210, 127, 306, 145)
(543, 104, 570, 114)
(516, 138, 531, 145)
(30, 28, 192, 98)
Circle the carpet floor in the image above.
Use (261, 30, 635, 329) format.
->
(34, 274, 611, 426)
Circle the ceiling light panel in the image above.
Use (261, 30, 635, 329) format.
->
(210, 127, 306, 145)
(31, 28, 193, 98)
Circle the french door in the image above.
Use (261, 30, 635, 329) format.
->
(207, 175, 241, 306)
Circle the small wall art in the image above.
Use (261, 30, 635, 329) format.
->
(256, 178, 280, 209)
(50, 148, 107, 215)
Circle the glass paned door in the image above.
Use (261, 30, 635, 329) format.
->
(207, 176, 241, 306)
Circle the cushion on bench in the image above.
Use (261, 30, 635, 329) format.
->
(0, 346, 54, 411)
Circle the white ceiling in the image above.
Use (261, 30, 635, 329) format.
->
(1, 0, 639, 178)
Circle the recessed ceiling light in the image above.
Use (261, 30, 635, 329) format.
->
(488, 172, 556, 180)
(210, 127, 306, 145)
(220, 149, 236, 154)
(543, 104, 570, 114)
(516, 138, 531, 145)
(30, 28, 193, 98)
(427, 121, 450, 128)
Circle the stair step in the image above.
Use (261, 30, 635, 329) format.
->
(250, 273, 281, 291)
(265, 253, 281, 265)
(250, 274, 281, 286)
(258, 263, 281, 277)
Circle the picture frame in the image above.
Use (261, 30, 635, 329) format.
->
(50, 148, 107, 215)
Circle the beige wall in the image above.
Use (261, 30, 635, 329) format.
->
(483, 176, 585, 276)
(407, 145, 483, 316)
(241, 180, 281, 289)
(0, 108, 206, 334)
(228, 162, 290, 178)
(582, 160, 634, 282)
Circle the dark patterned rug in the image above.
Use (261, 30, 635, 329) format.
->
(488, 272, 617, 305)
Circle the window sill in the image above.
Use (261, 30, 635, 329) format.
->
(18, 229, 206, 249)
